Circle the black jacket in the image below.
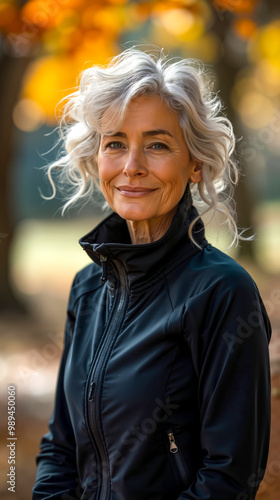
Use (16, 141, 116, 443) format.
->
(33, 191, 271, 500)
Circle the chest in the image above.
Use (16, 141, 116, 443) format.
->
(64, 282, 198, 428)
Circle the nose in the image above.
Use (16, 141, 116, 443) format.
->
(123, 149, 148, 178)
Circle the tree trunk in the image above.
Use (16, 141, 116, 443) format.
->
(211, 9, 256, 260)
(0, 54, 31, 311)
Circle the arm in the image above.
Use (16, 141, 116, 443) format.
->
(32, 284, 81, 499)
(180, 273, 271, 499)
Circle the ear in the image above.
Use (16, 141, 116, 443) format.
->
(190, 162, 202, 184)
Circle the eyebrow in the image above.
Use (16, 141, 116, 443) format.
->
(103, 129, 174, 139)
(143, 129, 174, 138)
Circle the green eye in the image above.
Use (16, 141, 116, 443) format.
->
(151, 143, 168, 150)
(107, 142, 123, 149)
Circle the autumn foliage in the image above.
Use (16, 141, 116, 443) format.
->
(0, 0, 277, 128)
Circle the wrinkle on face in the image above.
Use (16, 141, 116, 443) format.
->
(98, 95, 201, 244)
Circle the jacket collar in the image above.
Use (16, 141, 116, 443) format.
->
(79, 187, 208, 290)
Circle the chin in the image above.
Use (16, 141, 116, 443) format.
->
(115, 206, 154, 222)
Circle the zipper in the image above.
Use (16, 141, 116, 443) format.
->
(86, 259, 128, 500)
(168, 432, 178, 453)
(167, 431, 190, 485)
(88, 382, 95, 402)
(100, 255, 108, 285)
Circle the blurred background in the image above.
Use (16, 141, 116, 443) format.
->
(0, 0, 280, 498)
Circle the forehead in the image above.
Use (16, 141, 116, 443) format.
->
(100, 94, 182, 135)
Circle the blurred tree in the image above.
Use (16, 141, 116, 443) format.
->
(0, 0, 128, 310)
(0, 53, 30, 310)
(210, 2, 258, 259)
(212, 0, 280, 260)
(0, 0, 274, 309)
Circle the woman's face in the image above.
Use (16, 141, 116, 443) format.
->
(98, 95, 201, 225)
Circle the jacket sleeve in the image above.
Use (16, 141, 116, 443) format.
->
(32, 279, 81, 500)
(178, 269, 271, 500)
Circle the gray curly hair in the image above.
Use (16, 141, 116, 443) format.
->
(46, 47, 243, 246)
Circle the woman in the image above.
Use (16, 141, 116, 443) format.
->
(32, 48, 271, 500)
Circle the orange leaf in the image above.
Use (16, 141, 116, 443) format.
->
(233, 18, 257, 40)
(213, 0, 258, 14)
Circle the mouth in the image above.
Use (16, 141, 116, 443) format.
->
(116, 186, 157, 197)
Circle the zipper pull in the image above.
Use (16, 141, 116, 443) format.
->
(168, 432, 178, 454)
(100, 255, 107, 285)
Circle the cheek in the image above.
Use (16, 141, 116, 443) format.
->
(98, 158, 112, 185)
(97, 155, 105, 178)
(165, 171, 188, 193)
(176, 164, 192, 191)
(99, 180, 115, 211)
(98, 155, 121, 185)
(97, 160, 117, 208)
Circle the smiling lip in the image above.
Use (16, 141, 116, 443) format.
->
(116, 186, 157, 197)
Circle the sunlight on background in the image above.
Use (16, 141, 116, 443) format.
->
(1, 2, 280, 498)
(2, 0, 279, 311)
(10, 218, 93, 298)
(8, 207, 280, 322)
(13, 98, 44, 131)
(232, 19, 280, 130)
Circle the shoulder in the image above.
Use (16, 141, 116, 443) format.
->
(166, 243, 263, 334)
(185, 244, 271, 338)
(180, 245, 271, 349)
(197, 243, 258, 294)
(170, 242, 257, 299)
(67, 262, 102, 310)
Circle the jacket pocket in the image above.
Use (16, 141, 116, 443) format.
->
(167, 430, 190, 486)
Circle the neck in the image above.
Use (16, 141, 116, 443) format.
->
(126, 207, 177, 244)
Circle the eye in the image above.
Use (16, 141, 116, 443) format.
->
(105, 141, 125, 149)
(150, 142, 169, 150)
